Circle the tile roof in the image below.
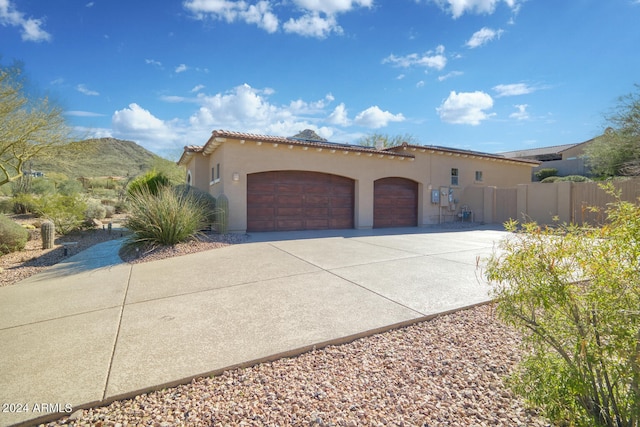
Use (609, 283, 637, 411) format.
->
(178, 129, 539, 166)
(205, 130, 415, 157)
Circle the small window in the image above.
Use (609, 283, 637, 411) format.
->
(216, 163, 220, 180)
(211, 167, 215, 181)
(475, 171, 483, 182)
(451, 168, 459, 186)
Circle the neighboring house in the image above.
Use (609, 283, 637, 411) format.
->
(500, 136, 599, 179)
(178, 130, 538, 233)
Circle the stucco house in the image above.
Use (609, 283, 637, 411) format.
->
(178, 130, 538, 233)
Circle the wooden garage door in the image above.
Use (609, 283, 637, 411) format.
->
(374, 177, 418, 228)
(247, 171, 354, 232)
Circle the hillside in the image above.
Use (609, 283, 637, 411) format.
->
(31, 138, 162, 178)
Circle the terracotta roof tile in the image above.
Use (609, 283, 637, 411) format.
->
(206, 130, 415, 158)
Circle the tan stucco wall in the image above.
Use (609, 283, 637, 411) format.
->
(184, 138, 534, 232)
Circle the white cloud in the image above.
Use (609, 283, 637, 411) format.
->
(466, 27, 503, 48)
(493, 83, 536, 97)
(145, 58, 162, 68)
(509, 104, 529, 120)
(416, 80, 425, 88)
(327, 103, 350, 126)
(0, 0, 51, 42)
(292, 0, 373, 15)
(431, 0, 523, 19)
(111, 84, 405, 153)
(184, 0, 279, 33)
(184, 0, 371, 38)
(383, 45, 447, 71)
(283, 12, 340, 38)
(191, 84, 206, 93)
(437, 91, 494, 125)
(354, 106, 405, 128)
(175, 64, 188, 73)
(76, 84, 100, 96)
(112, 103, 179, 151)
(241, 1, 278, 33)
(438, 71, 463, 81)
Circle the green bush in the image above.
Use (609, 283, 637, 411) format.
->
(58, 179, 84, 196)
(38, 194, 87, 235)
(540, 176, 560, 183)
(0, 214, 29, 255)
(173, 184, 218, 226)
(0, 198, 14, 214)
(127, 170, 170, 197)
(84, 199, 106, 221)
(557, 175, 591, 182)
(535, 167, 558, 181)
(104, 204, 115, 218)
(30, 179, 56, 195)
(124, 185, 208, 248)
(12, 193, 41, 214)
(485, 183, 640, 426)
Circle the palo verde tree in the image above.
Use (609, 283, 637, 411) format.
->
(357, 132, 419, 149)
(0, 62, 71, 187)
(585, 84, 640, 177)
(485, 183, 640, 427)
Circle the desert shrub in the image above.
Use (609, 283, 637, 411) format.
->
(58, 179, 84, 196)
(124, 185, 208, 248)
(103, 204, 115, 218)
(485, 183, 640, 426)
(12, 193, 41, 214)
(37, 194, 87, 235)
(557, 175, 591, 182)
(173, 184, 218, 226)
(85, 199, 106, 221)
(0, 214, 29, 254)
(114, 200, 129, 214)
(535, 167, 559, 181)
(127, 170, 170, 197)
(540, 176, 560, 183)
(30, 179, 56, 195)
(0, 198, 14, 214)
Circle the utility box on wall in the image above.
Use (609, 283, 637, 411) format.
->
(431, 189, 440, 204)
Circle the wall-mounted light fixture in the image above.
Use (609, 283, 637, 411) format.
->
(232, 172, 240, 181)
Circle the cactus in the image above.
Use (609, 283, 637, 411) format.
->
(215, 194, 229, 234)
(41, 220, 55, 249)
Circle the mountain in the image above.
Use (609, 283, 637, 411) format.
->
(31, 138, 162, 178)
(291, 129, 327, 142)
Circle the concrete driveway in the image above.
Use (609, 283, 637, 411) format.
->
(0, 225, 507, 426)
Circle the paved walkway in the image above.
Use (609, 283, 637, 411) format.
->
(0, 225, 507, 426)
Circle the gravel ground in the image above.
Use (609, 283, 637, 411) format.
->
(43, 304, 549, 427)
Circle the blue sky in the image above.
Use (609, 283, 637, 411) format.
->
(2, 0, 639, 158)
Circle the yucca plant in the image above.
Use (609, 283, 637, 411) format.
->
(124, 185, 208, 248)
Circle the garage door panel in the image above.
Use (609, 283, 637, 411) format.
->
(249, 183, 276, 193)
(332, 197, 353, 208)
(247, 194, 275, 205)
(374, 177, 418, 228)
(276, 195, 303, 206)
(277, 207, 303, 217)
(305, 195, 329, 206)
(277, 220, 304, 231)
(276, 183, 304, 193)
(247, 171, 354, 232)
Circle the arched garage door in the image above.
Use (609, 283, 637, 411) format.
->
(247, 171, 354, 232)
(374, 177, 418, 228)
